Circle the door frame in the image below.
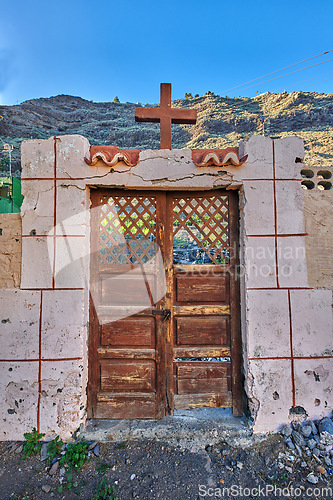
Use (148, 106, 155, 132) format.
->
(87, 188, 243, 418)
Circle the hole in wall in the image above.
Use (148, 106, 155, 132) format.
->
(317, 170, 332, 179)
(314, 398, 321, 407)
(301, 169, 314, 178)
(317, 181, 332, 191)
(273, 391, 279, 400)
(301, 180, 315, 190)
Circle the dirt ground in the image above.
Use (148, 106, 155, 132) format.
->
(0, 434, 332, 500)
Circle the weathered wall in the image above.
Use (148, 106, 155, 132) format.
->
(0, 213, 22, 288)
(0, 134, 332, 440)
(303, 174, 333, 288)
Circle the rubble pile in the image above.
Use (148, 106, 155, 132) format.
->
(280, 415, 333, 484)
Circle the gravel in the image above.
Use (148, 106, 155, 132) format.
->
(0, 414, 332, 499)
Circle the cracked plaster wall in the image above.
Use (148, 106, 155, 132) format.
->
(0, 213, 22, 288)
(0, 134, 332, 440)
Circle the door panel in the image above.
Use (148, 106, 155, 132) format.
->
(175, 275, 229, 303)
(170, 192, 236, 413)
(88, 189, 242, 419)
(100, 360, 156, 392)
(88, 190, 165, 419)
(100, 318, 155, 347)
(176, 317, 229, 345)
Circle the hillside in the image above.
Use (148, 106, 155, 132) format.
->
(0, 91, 332, 176)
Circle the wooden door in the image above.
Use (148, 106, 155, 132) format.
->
(88, 189, 242, 419)
(168, 192, 242, 416)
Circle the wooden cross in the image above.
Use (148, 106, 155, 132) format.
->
(135, 83, 197, 149)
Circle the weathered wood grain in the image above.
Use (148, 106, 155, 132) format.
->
(177, 378, 229, 395)
(173, 347, 230, 358)
(95, 394, 156, 419)
(89, 189, 242, 419)
(97, 348, 156, 360)
(100, 360, 155, 392)
(173, 305, 230, 316)
(101, 318, 155, 347)
(176, 317, 229, 346)
(176, 363, 230, 379)
(174, 393, 232, 409)
(176, 275, 229, 303)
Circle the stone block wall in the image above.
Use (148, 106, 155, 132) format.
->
(0, 134, 331, 439)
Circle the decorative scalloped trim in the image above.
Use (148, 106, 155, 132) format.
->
(85, 146, 141, 167)
(192, 147, 248, 167)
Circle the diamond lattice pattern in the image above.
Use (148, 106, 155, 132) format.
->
(173, 195, 229, 264)
(98, 195, 157, 265)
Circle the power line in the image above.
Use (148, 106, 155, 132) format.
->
(275, 71, 333, 92)
(303, 77, 333, 87)
(228, 57, 333, 95)
(221, 50, 332, 94)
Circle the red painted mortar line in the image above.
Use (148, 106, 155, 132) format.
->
(41, 357, 83, 362)
(294, 356, 333, 360)
(288, 290, 296, 407)
(246, 287, 312, 290)
(20, 288, 84, 291)
(243, 178, 302, 182)
(21, 177, 303, 182)
(248, 355, 333, 361)
(22, 234, 85, 238)
(36, 290, 43, 433)
(272, 141, 280, 289)
(275, 178, 303, 181)
(22, 177, 87, 181)
(0, 357, 83, 362)
(21, 178, 56, 181)
(247, 233, 308, 238)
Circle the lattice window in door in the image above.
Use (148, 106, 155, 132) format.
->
(98, 195, 157, 266)
(173, 195, 229, 265)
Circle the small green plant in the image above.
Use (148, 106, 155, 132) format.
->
(59, 438, 89, 469)
(58, 473, 78, 494)
(46, 435, 64, 464)
(22, 428, 45, 458)
(67, 473, 78, 491)
(97, 462, 112, 475)
(94, 478, 118, 500)
(184, 92, 193, 99)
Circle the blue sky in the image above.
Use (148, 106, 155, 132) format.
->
(1, 0, 332, 105)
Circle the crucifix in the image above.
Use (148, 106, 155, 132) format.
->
(135, 83, 197, 149)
